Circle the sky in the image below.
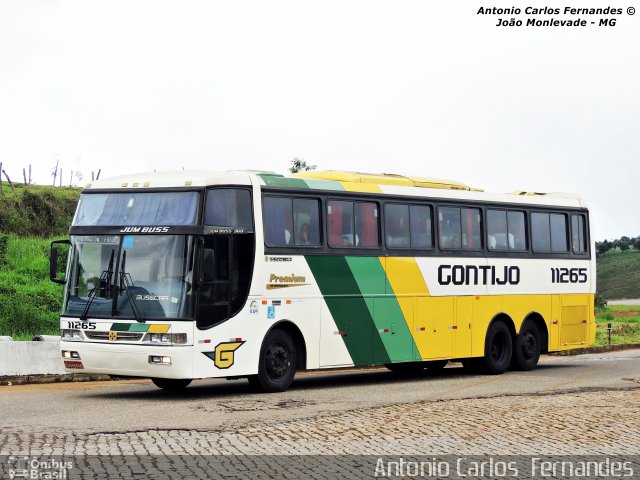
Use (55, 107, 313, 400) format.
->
(0, 1, 638, 240)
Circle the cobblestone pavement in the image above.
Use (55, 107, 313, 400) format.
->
(2, 387, 639, 456)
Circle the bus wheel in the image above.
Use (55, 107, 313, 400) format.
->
(481, 321, 513, 375)
(151, 378, 192, 390)
(250, 329, 297, 393)
(511, 322, 541, 371)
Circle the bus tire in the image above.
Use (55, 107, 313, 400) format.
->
(511, 322, 542, 371)
(481, 321, 513, 375)
(151, 378, 192, 390)
(250, 329, 297, 393)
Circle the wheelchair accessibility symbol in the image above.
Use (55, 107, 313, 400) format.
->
(267, 306, 275, 319)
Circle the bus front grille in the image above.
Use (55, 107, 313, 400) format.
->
(85, 331, 144, 341)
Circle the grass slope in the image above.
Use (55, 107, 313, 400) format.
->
(0, 183, 79, 237)
(596, 249, 640, 300)
(0, 234, 64, 338)
(0, 184, 78, 338)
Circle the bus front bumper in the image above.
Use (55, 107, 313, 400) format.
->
(60, 341, 194, 379)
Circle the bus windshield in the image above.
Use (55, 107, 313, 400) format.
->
(73, 191, 199, 226)
(64, 235, 196, 320)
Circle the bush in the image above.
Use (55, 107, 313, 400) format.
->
(594, 292, 608, 309)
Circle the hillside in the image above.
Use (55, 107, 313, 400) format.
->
(596, 249, 640, 300)
(0, 184, 80, 338)
(0, 183, 80, 237)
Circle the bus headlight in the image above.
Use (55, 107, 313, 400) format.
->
(149, 355, 171, 365)
(61, 329, 83, 341)
(147, 333, 171, 344)
(144, 333, 187, 344)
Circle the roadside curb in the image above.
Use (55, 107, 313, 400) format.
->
(549, 343, 640, 356)
(1, 373, 111, 386)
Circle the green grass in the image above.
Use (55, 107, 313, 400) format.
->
(0, 234, 64, 338)
(594, 305, 640, 346)
(0, 183, 80, 237)
(597, 248, 640, 300)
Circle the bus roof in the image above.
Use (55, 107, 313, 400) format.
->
(83, 169, 587, 209)
(84, 170, 255, 189)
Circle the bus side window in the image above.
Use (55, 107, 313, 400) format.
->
(385, 204, 410, 248)
(205, 189, 252, 228)
(263, 197, 293, 246)
(293, 198, 321, 246)
(438, 207, 462, 249)
(571, 214, 587, 253)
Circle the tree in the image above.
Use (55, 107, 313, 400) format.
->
(633, 237, 640, 251)
(597, 240, 612, 255)
(289, 158, 316, 174)
(619, 236, 631, 251)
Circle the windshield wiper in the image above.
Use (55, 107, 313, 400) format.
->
(80, 250, 114, 321)
(119, 250, 144, 322)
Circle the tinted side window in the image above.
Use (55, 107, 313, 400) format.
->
(531, 212, 551, 252)
(571, 214, 587, 254)
(355, 202, 379, 247)
(293, 198, 321, 246)
(507, 211, 527, 250)
(532, 212, 568, 253)
(410, 205, 433, 248)
(385, 204, 410, 248)
(328, 200, 379, 248)
(550, 213, 568, 252)
(487, 209, 508, 251)
(328, 200, 355, 247)
(438, 207, 462, 249)
(386, 204, 433, 249)
(487, 209, 527, 251)
(205, 189, 252, 228)
(439, 207, 481, 250)
(263, 197, 293, 246)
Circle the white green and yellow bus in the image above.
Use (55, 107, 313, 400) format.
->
(50, 169, 595, 392)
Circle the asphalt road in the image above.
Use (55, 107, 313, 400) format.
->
(1, 349, 639, 435)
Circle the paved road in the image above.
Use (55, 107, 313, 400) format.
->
(1, 350, 639, 477)
(608, 299, 640, 306)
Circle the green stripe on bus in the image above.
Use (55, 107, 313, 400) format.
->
(345, 257, 417, 363)
(301, 179, 345, 191)
(305, 256, 390, 366)
(110, 323, 148, 332)
(258, 173, 310, 189)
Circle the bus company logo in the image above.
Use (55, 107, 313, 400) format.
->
(119, 226, 170, 233)
(108, 331, 118, 342)
(265, 256, 293, 262)
(266, 273, 308, 290)
(438, 264, 521, 286)
(203, 341, 245, 369)
(6, 456, 73, 479)
(135, 294, 169, 301)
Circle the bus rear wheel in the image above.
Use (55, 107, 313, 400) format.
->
(511, 322, 542, 371)
(466, 321, 513, 375)
(249, 329, 297, 393)
(151, 378, 192, 391)
(482, 321, 513, 374)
